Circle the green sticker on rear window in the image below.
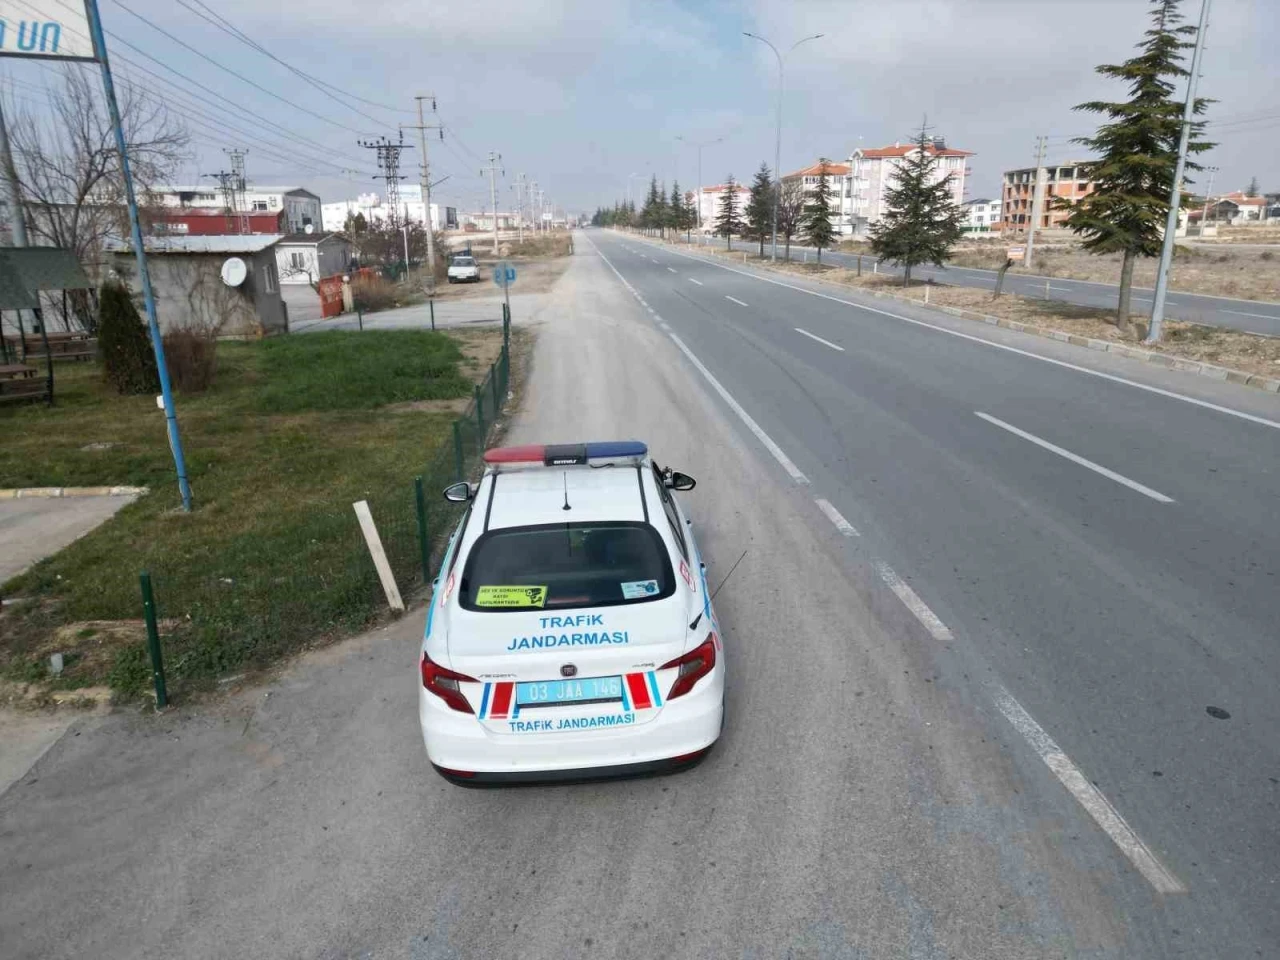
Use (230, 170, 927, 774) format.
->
(475, 585, 547, 608)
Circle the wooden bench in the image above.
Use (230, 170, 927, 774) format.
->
(3, 335, 98, 363)
(0, 373, 49, 404)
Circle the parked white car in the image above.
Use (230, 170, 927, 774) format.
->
(447, 255, 480, 283)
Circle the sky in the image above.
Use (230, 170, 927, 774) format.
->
(1, 0, 1275, 216)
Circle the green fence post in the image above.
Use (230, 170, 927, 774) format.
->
(139, 571, 168, 708)
(503, 309, 510, 351)
(502, 343, 510, 398)
(490, 362, 499, 412)
(475, 384, 484, 436)
(452, 420, 464, 481)
(414, 476, 431, 585)
(429, 298, 436, 332)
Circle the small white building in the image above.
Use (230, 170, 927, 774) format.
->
(275, 232, 353, 285)
(697, 183, 752, 231)
(962, 198, 1001, 232)
(150, 185, 322, 235)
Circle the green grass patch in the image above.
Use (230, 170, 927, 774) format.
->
(1, 329, 490, 697)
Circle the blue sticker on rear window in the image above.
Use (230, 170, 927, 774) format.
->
(621, 579, 659, 599)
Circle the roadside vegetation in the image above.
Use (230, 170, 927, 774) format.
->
(0, 329, 500, 701)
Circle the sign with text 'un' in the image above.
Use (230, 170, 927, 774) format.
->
(0, 2, 96, 61)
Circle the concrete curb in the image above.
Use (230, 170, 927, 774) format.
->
(643, 235, 1280, 396)
(0, 486, 148, 500)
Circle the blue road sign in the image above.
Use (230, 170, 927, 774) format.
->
(492, 262, 517, 286)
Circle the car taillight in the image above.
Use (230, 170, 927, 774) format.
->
(421, 652, 478, 713)
(660, 634, 717, 700)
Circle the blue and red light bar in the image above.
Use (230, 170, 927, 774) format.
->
(483, 441, 648, 467)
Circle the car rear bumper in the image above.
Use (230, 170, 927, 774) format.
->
(433, 746, 713, 785)
(419, 671, 723, 780)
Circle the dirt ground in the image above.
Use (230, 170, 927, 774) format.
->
(421, 255, 571, 302)
(693, 244, 1280, 379)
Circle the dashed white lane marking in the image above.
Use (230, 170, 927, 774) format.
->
(668, 333, 809, 485)
(725, 295, 748, 307)
(873, 561, 953, 642)
(668, 267, 677, 273)
(975, 412, 1174, 503)
(1223, 308, 1280, 320)
(587, 233, 809, 485)
(648, 240, 1280, 432)
(688, 277, 703, 286)
(815, 498, 858, 536)
(993, 689, 1187, 894)
(795, 327, 845, 352)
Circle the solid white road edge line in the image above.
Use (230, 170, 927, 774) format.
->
(586, 232, 810, 485)
(725, 295, 748, 307)
(668, 333, 810, 485)
(688, 277, 703, 286)
(645, 237, 1280, 432)
(975, 412, 1175, 503)
(993, 688, 1187, 895)
(815, 498, 859, 536)
(795, 328, 845, 352)
(873, 561, 953, 641)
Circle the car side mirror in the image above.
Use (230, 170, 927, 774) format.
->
(443, 481, 474, 503)
(668, 471, 696, 492)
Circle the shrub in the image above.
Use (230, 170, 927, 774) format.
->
(162, 328, 218, 392)
(351, 275, 397, 313)
(98, 281, 160, 395)
(1260, 250, 1274, 261)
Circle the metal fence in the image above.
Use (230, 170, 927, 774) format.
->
(135, 321, 512, 703)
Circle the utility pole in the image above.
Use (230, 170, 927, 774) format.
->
(536, 188, 546, 234)
(514, 173, 528, 243)
(1148, 0, 1211, 345)
(359, 134, 411, 231)
(1024, 135, 1047, 271)
(407, 95, 442, 288)
(204, 170, 238, 233)
(1200, 165, 1219, 228)
(226, 149, 249, 234)
(481, 151, 502, 254)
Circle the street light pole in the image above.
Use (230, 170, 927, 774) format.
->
(1146, 0, 1210, 345)
(744, 32, 824, 261)
(676, 135, 723, 231)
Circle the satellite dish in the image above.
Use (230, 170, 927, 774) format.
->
(220, 257, 247, 287)
(303, 223, 314, 234)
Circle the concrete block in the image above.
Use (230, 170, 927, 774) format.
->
(1197, 364, 1230, 381)
(1048, 331, 1070, 342)
(1086, 339, 1109, 351)
(1067, 335, 1090, 346)
(1225, 370, 1252, 385)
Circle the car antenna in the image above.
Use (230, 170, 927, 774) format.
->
(562, 472, 571, 511)
(691, 548, 748, 629)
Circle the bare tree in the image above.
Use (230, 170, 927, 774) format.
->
(777, 179, 806, 260)
(7, 66, 190, 330)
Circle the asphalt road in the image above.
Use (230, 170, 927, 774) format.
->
(2, 234, 1277, 959)
(690, 233, 1280, 337)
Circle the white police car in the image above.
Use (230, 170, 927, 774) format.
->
(419, 441, 724, 783)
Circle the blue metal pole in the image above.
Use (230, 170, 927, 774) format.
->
(85, 0, 192, 511)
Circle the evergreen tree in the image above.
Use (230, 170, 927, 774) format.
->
(640, 175, 668, 235)
(745, 162, 775, 257)
(98, 280, 159, 395)
(1054, 0, 1213, 333)
(714, 175, 743, 249)
(801, 159, 837, 261)
(684, 191, 699, 241)
(1246, 176, 1259, 197)
(868, 130, 965, 285)
(669, 181, 686, 236)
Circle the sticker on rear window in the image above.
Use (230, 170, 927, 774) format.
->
(475, 585, 547, 608)
(620, 579, 659, 599)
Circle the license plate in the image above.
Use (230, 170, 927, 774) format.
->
(516, 675, 623, 707)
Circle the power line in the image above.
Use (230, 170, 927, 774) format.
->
(173, 0, 412, 121)
(104, 0, 379, 135)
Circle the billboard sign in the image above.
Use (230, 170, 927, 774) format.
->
(0, 2, 96, 61)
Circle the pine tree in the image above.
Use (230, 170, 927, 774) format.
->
(745, 162, 774, 257)
(868, 130, 965, 285)
(1055, 0, 1213, 333)
(684, 191, 699, 241)
(640, 175, 668, 235)
(1246, 176, 1259, 198)
(801, 160, 837, 261)
(669, 181, 686, 236)
(715, 176, 743, 250)
(98, 280, 159, 395)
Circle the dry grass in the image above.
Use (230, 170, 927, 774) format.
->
(944, 244, 1280, 302)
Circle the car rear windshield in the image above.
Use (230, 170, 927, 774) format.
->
(459, 522, 675, 612)
(454, 257, 475, 266)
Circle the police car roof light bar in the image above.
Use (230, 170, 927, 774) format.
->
(483, 441, 648, 467)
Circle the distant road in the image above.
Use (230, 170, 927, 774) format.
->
(689, 234, 1280, 337)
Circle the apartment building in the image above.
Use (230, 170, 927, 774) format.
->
(848, 141, 973, 235)
(150, 185, 323, 235)
(1001, 162, 1095, 232)
(780, 160, 854, 234)
(961, 198, 1002, 232)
